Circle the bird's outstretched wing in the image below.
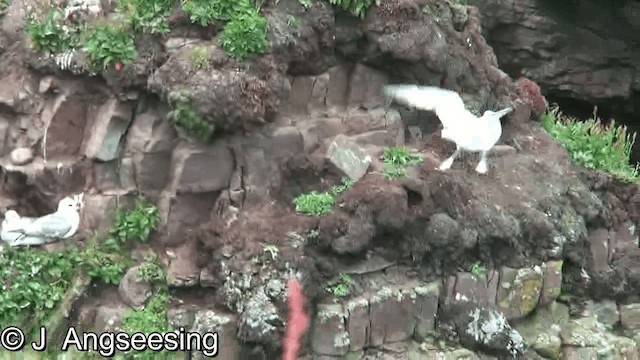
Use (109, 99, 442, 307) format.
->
(12, 213, 72, 238)
(383, 84, 471, 127)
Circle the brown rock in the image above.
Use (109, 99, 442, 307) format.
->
(620, 303, 640, 331)
(83, 98, 134, 161)
(170, 142, 234, 193)
(496, 266, 543, 320)
(78, 194, 118, 235)
(124, 109, 176, 155)
(118, 265, 152, 310)
(166, 241, 201, 287)
(347, 64, 388, 110)
(312, 304, 349, 356)
(539, 260, 563, 306)
(165, 192, 217, 246)
(587, 228, 610, 273)
(94, 305, 128, 333)
(94, 158, 136, 193)
(41, 94, 88, 157)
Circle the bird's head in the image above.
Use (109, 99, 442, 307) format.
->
(4, 210, 19, 221)
(58, 196, 79, 212)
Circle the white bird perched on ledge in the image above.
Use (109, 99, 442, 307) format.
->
(383, 84, 513, 174)
(1, 194, 83, 246)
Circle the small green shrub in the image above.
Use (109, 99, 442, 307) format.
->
(110, 196, 160, 243)
(120, 288, 172, 359)
(188, 46, 212, 70)
(469, 262, 486, 280)
(181, 0, 253, 25)
(0, 0, 11, 16)
(84, 23, 137, 69)
(381, 146, 423, 179)
(117, 0, 175, 34)
(168, 91, 215, 142)
(327, 273, 353, 297)
(328, 0, 374, 18)
(78, 239, 129, 285)
(138, 256, 165, 282)
(26, 9, 79, 53)
(219, 8, 268, 60)
(294, 191, 334, 216)
(541, 106, 639, 183)
(330, 177, 354, 196)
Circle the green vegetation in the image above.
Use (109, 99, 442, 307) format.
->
(26, 0, 269, 68)
(168, 91, 215, 142)
(219, 8, 268, 61)
(0, 0, 9, 16)
(327, 273, 353, 297)
(328, 0, 374, 18)
(0, 195, 160, 342)
(293, 177, 354, 216)
(382, 146, 423, 179)
(188, 46, 212, 70)
(469, 262, 486, 280)
(541, 106, 639, 183)
(84, 23, 137, 70)
(120, 256, 171, 359)
(294, 191, 334, 216)
(117, 0, 174, 34)
(111, 196, 160, 243)
(297, 0, 312, 8)
(26, 9, 80, 53)
(181, 0, 268, 60)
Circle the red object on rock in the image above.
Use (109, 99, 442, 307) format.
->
(514, 77, 548, 116)
(115, 62, 122, 71)
(282, 278, 310, 360)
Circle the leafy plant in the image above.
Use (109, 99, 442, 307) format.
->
(297, 0, 312, 8)
(219, 7, 268, 60)
(188, 46, 211, 70)
(120, 287, 172, 359)
(287, 15, 300, 28)
(293, 191, 334, 216)
(330, 177, 354, 196)
(541, 106, 639, 183)
(83, 23, 137, 69)
(383, 146, 423, 166)
(78, 239, 129, 284)
(117, 0, 175, 34)
(0, 0, 9, 16)
(382, 164, 406, 179)
(327, 273, 353, 297)
(138, 256, 165, 282)
(181, 0, 251, 25)
(168, 91, 215, 141)
(110, 196, 160, 243)
(469, 262, 486, 280)
(381, 146, 423, 179)
(328, 0, 374, 18)
(26, 9, 79, 53)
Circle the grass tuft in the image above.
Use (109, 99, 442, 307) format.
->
(541, 105, 639, 183)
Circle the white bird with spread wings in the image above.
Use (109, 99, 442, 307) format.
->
(383, 84, 513, 174)
(1, 193, 83, 246)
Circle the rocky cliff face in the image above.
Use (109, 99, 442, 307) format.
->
(469, 0, 640, 162)
(0, 0, 639, 358)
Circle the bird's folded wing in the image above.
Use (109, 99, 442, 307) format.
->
(17, 214, 72, 238)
